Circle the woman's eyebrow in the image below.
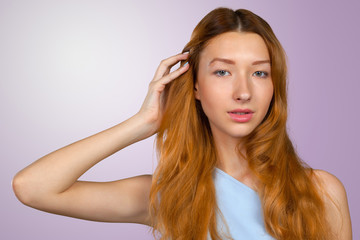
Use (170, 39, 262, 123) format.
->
(209, 58, 235, 65)
(252, 60, 271, 65)
(208, 58, 270, 66)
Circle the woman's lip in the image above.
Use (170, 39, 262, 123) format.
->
(228, 112, 253, 123)
(229, 108, 254, 113)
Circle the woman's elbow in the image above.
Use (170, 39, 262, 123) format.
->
(12, 171, 37, 207)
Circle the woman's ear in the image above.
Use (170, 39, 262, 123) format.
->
(194, 82, 200, 100)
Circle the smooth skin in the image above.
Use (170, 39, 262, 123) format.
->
(13, 32, 352, 239)
(195, 32, 274, 192)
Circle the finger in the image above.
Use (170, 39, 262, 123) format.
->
(153, 52, 188, 80)
(153, 52, 189, 81)
(158, 61, 189, 85)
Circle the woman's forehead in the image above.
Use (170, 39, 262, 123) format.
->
(199, 32, 270, 64)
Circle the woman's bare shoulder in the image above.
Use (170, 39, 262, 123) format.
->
(311, 169, 346, 198)
(311, 169, 353, 239)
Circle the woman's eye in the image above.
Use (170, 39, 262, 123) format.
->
(214, 70, 230, 77)
(253, 71, 269, 78)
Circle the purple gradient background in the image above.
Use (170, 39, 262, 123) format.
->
(1, 0, 359, 239)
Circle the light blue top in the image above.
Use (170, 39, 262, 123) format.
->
(209, 167, 275, 240)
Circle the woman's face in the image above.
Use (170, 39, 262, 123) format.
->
(195, 31, 273, 142)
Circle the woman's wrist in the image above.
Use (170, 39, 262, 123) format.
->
(128, 113, 158, 141)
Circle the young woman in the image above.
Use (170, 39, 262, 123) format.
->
(12, 7, 352, 240)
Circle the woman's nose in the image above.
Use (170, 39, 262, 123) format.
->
(233, 74, 251, 102)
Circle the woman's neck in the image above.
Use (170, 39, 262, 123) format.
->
(213, 134, 260, 191)
(213, 135, 249, 176)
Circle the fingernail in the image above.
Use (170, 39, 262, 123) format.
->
(183, 62, 188, 67)
(183, 51, 189, 55)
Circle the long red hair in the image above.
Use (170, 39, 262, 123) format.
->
(149, 7, 331, 239)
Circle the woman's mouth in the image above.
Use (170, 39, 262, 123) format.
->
(228, 109, 254, 122)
